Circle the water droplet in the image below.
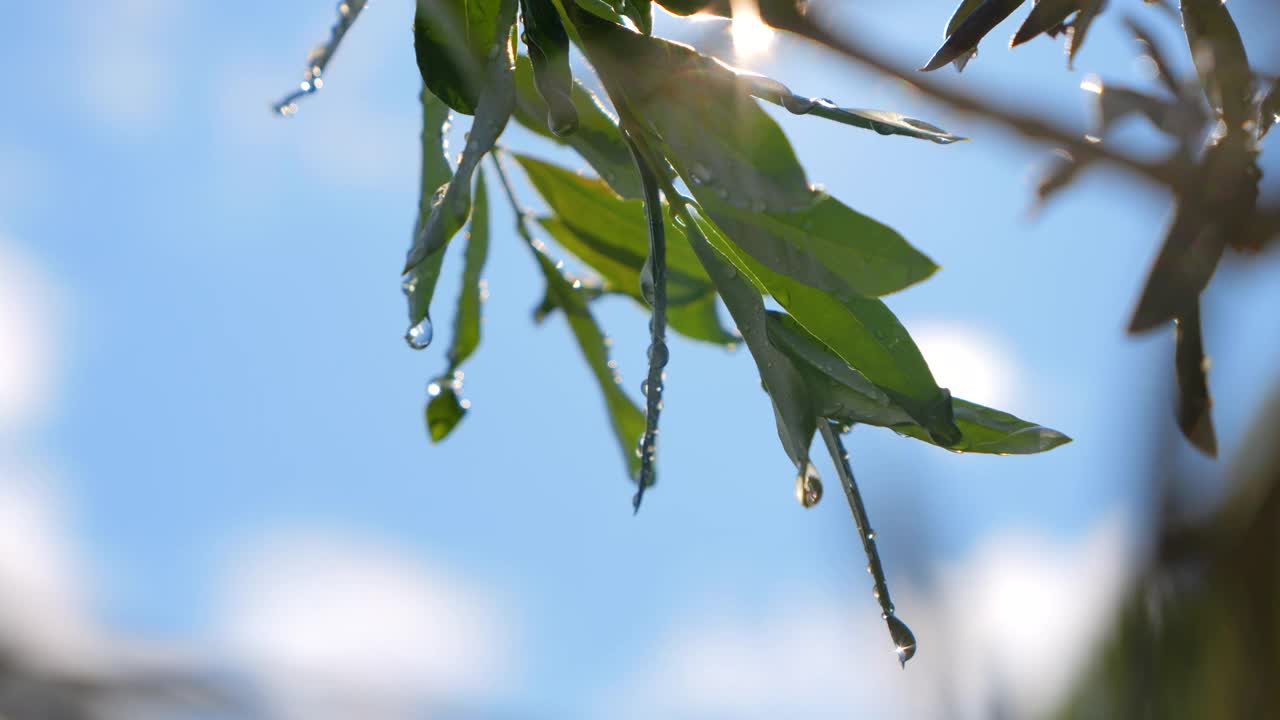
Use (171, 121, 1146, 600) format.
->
(782, 95, 815, 114)
(885, 615, 917, 667)
(548, 106, 579, 137)
(640, 256, 656, 306)
(405, 318, 434, 349)
(648, 342, 670, 369)
(794, 462, 823, 508)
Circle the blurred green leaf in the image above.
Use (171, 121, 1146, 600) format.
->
(922, 0, 1027, 72)
(512, 57, 642, 198)
(404, 0, 516, 284)
(519, 0, 579, 136)
(427, 384, 468, 441)
(1182, 0, 1252, 130)
(415, 0, 506, 114)
(621, 0, 652, 34)
(569, 0, 625, 24)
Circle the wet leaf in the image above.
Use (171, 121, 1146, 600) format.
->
(1181, 0, 1252, 130)
(772, 315, 1069, 454)
(512, 57, 642, 198)
(1174, 302, 1217, 456)
(679, 208, 817, 473)
(531, 239, 647, 479)
(744, 75, 966, 144)
(423, 171, 493, 442)
(922, 0, 1028, 72)
(694, 214, 959, 445)
(520, 0, 578, 136)
(404, 89, 459, 348)
(404, 0, 514, 335)
(415, 0, 507, 114)
(691, 188, 939, 299)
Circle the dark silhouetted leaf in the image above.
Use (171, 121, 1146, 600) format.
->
(424, 170, 493, 442)
(519, 0, 578, 136)
(1181, 0, 1252, 130)
(512, 57, 642, 198)
(1259, 77, 1279, 139)
(922, 0, 1027, 72)
(404, 0, 516, 297)
(1174, 302, 1217, 456)
(1064, 0, 1105, 69)
(415, 0, 506, 114)
(1011, 0, 1076, 47)
(943, 0, 986, 70)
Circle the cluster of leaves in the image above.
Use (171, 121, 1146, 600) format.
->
(277, 0, 1075, 663)
(916, 0, 1277, 458)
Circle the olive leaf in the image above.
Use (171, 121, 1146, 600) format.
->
(1181, 0, 1252, 131)
(1174, 301, 1217, 457)
(415, 0, 507, 114)
(426, 170, 492, 442)
(404, 0, 517, 342)
(519, 0, 579, 136)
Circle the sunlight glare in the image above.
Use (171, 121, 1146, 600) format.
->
(730, 0, 775, 59)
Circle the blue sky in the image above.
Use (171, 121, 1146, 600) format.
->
(2, 1, 1279, 718)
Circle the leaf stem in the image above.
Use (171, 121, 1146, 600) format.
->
(623, 130, 669, 513)
(273, 0, 369, 116)
(819, 420, 917, 666)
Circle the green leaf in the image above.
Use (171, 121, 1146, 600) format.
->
(512, 57, 642, 198)
(404, 0, 516, 337)
(678, 208, 817, 473)
(519, 0, 578, 136)
(1181, 0, 1252, 130)
(569, 19, 936, 298)
(574, 18, 813, 213)
(404, 89, 459, 348)
(691, 189, 939, 299)
(1174, 301, 1217, 457)
(514, 153, 735, 343)
(532, 234, 647, 480)
(427, 384, 468, 441)
(415, 0, 506, 114)
(421, 171, 494, 442)
(770, 313, 1069, 454)
(922, 0, 1028, 72)
(743, 75, 966, 144)
(694, 214, 959, 445)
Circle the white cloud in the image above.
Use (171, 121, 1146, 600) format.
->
(70, 0, 182, 133)
(606, 515, 1133, 720)
(217, 532, 517, 720)
(0, 233, 59, 436)
(911, 324, 1022, 408)
(0, 465, 107, 676)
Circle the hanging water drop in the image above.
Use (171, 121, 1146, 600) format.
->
(405, 317, 434, 349)
(782, 95, 816, 114)
(885, 615, 917, 667)
(547, 105, 579, 138)
(648, 341, 669, 369)
(794, 462, 823, 508)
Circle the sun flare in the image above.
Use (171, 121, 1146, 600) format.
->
(730, 0, 775, 59)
